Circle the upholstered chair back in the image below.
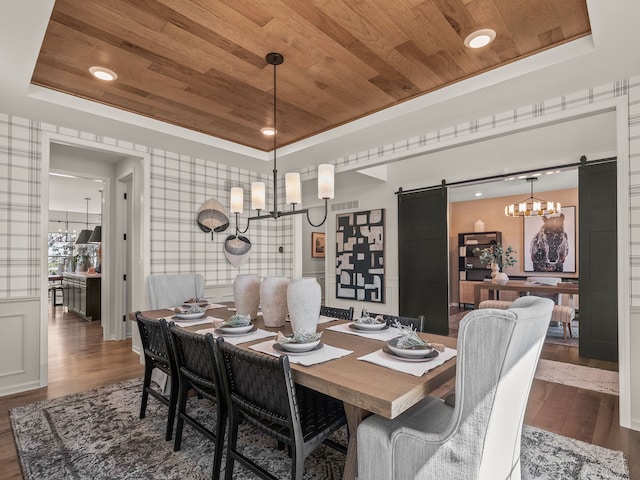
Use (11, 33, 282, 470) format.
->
(147, 273, 205, 309)
(457, 296, 553, 478)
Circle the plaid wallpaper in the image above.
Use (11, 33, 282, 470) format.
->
(0, 115, 41, 297)
(1, 78, 639, 304)
(149, 149, 293, 283)
(0, 116, 294, 298)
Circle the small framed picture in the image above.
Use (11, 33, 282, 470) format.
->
(311, 232, 325, 258)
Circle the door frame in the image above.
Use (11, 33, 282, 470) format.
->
(40, 133, 150, 384)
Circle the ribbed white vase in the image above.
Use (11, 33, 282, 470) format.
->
(233, 274, 261, 319)
(260, 277, 290, 327)
(287, 277, 321, 335)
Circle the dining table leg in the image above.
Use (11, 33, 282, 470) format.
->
(342, 403, 371, 480)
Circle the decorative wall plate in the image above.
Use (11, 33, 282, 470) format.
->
(224, 235, 252, 267)
(197, 198, 229, 237)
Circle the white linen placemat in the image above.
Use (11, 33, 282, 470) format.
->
(195, 327, 275, 345)
(226, 307, 263, 316)
(285, 315, 338, 324)
(327, 322, 401, 341)
(206, 303, 227, 309)
(358, 347, 457, 377)
(166, 316, 217, 328)
(318, 315, 340, 324)
(249, 339, 353, 366)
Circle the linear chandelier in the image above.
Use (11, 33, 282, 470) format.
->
(230, 52, 334, 235)
(505, 177, 561, 217)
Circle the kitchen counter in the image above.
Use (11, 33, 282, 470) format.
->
(62, 272, 101, 321)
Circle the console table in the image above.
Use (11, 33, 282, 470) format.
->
(473, 280, 578, 309)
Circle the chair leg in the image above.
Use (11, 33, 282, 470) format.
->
(140, 362, 153, 419)
(212, 409, 226, 480)
(174, 380, 190, 452)
(166, 376, 179, 441)
(568, 322, 573, 338)
(292, 448, 305, 480)
(563, 322, 567, 341)
(224, 418, 240, 480)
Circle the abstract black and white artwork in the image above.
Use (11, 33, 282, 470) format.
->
(524, 206, 576, 273)
(336, 209, 385, 303)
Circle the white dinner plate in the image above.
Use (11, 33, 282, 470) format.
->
(349, 323, 389, 333)
(182, 301, 209, 309)
(387, 337, 436, 359)
(173, 311, 207, 320)
(214, 325, 256, 335)
(351, 321, 387, 331)
(382, 345, 439, 362)
(273, 342, 324, 355)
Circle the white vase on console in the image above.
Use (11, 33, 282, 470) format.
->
(287, 277, 321, 335)
(494, 272, 509, 285)
(490, 262, 500, 279)
(233, 274, 261, 319)
(260, 277, 289, 327)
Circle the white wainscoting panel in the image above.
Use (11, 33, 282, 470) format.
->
(629, 307, 640, 431)
(204, 284, 234, 303)
(0, 298, 41, 396)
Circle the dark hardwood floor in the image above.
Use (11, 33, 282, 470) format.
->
(0, 305, 638, 479)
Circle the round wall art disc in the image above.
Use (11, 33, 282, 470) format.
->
(197, 198, 230, 234)
(224, 235, 252, 267)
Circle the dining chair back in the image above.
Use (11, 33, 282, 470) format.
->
(215, 339, 347, 480)
(147, 273, 205, 309)
(357, 296, 554, 480)
(320, 305, 354, 320)
(168, 325, 226, 479)
(134, 312, 178, 441)
(362, 310, 425, 332)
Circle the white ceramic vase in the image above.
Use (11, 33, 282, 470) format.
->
(260, 277, 290, 327)
(233, 274, 261, 319)
(494, 272, 509, 285)
(287, 277, 321, 335)
(490, 262, 500, 279)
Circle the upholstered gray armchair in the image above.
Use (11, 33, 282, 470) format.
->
(357, 296, 553, 480)
(147, 273, 205, 309)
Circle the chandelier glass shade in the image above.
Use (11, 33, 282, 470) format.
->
(504, 178, 561, 217)
(230, 52, 334, 234)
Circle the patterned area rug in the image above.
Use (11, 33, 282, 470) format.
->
(10, 379, 629, 479)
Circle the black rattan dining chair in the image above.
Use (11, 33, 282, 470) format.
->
(215, 339, 347, 480)
(135, 312, 178, 441)
(168, 324, 227, 479)
(361, 309, 425, 332)
(319, 305, 354, 320)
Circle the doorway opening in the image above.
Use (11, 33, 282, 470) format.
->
(41, 134, 148, 387)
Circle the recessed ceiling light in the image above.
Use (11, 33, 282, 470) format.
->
(474, 192, 483, 197)
(517, 175, 527, 179)
(532, 173, 542, 176)
(546, 171, 555, 175)
(89, 66, 118, 81)
(464, 29, 496, 49)
(260, 127, 276, 136)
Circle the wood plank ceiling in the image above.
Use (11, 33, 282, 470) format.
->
(32, 0, 590, 152)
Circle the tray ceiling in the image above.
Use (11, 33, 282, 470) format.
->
(32, 0, 590, 152)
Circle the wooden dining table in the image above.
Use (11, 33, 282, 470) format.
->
(131, 303, 457, 480)
(473, 279, 579, 309)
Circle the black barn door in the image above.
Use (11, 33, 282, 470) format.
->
(579, 159, 618, 361)
(398, 187, 449, 334)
